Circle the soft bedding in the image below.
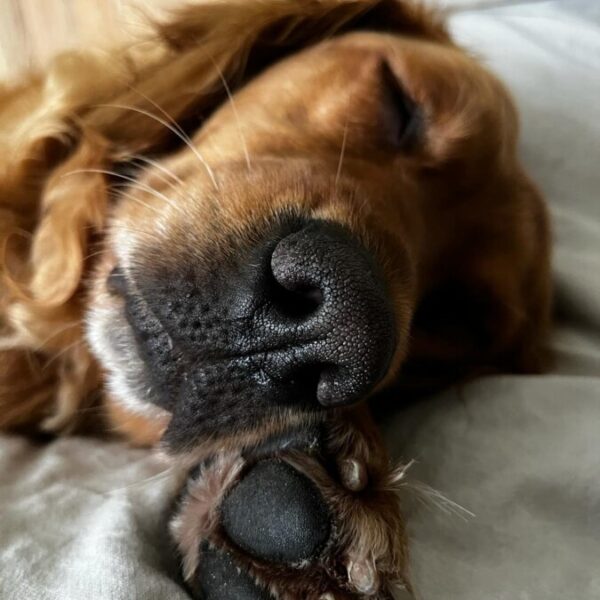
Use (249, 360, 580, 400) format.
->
(1, 1, 599, 598)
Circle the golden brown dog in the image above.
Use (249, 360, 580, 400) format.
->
(0, 1, 551, 598)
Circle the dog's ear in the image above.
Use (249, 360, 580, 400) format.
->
(0, 55, 116, 432)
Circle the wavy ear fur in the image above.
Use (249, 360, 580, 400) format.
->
(0, 0, 448, 433)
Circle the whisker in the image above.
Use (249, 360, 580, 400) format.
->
(0, 321, 82, 353)
(33, 321, 82, 352)
(129, 153, 186, 187)
(107, 187, 167, 218)
(63, 167, 178, 212)
(110, 224, 157, 238)
(401, 480, 475, 521)
(211, 58, 252, 172)
(127, 158, 195, 214)
(82, 249, 108, 261)
(388, 458, 475, 521)
(389, 458, 417, 484)
(98, 465, 177, 496)
(96, 102, 220, 191)
(335, 119, 349, 188)
(123, 86, 214, 189)
(389, 583, 418, 600)
(126, 85, 193, 149)
(425, 486, 476, 519)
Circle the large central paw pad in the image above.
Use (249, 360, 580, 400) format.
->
(170, 412, 412, 599)
(221, 460, 331, 564)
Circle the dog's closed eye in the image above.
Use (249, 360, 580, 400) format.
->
(379, 59, 421, 150)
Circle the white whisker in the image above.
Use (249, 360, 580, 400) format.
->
(63, 168, 183, 216)
(335, 119, 349, 187)
(96, 102, 220, 191)
(110, 224, 155, 237)
(108, 188, 165, 217)
(96, 466, 177, 496)
(126, 85, 194, 149)
(82, 249, 107, 261)
(5, 321, 81, 352)
(129, 153, 186, 187)
(211, 58, 252, 172)
(402, 480, 476, 521)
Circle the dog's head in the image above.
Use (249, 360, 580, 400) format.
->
(1, 0, 548, 449)
(83, 1, 525, 454)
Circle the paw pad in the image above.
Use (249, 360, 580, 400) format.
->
(196, 545, 273, 600)
(169, 414, 411, 599)
(221, 459, 331, 564)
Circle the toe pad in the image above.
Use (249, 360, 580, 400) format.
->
(197, 545, 273, 600)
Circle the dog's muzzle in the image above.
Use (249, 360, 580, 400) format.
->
(116, 219, 395, 450)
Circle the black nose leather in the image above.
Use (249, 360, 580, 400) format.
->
(128, 219, 396, 449)
(265, 221, 395, 406)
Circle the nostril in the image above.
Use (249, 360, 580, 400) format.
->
(276, 285, 323, 318)
(299, 286, 324, 307)
(268, 268, 324, 319)
(292, 361, 326, 388)
(278, 361, 335, 408)
(267, 220, 396, 408)
(279, 361, 354, 409)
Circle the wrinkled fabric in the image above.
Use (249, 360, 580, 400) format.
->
(1, 1, 599, 598)
(0, 437, 187, 599)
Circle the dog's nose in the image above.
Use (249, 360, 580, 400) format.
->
(129, 220, 396, 433)
(260, 220, 395, 407)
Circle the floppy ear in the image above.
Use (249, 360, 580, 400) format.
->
(0, 0, 449, 433)
(0, 56, 118, 432)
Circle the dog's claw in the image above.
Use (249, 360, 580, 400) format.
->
(339, 457, 368, 491)
(347, 556, 379, 595)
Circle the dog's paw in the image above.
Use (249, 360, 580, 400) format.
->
(169, 408, 412, 599)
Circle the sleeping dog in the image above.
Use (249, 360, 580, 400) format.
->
(0, 1, 551, 598)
